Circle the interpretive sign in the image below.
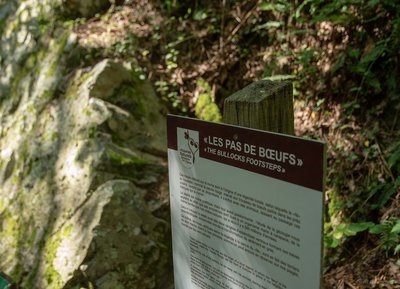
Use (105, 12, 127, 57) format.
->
(167, 115, 325, 289)
(0, 272, 16, 289)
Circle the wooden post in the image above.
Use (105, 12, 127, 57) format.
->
(223, 80, 294, 135)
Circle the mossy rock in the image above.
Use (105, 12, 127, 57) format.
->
(195, 93, 222, 122)
(194, 79, 222, 122)
(0, 4, 171, 288)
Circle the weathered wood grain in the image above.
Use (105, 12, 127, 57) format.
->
(223, 80, 294, 135)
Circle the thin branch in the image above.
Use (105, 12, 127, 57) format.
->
(220, 0, 227, 54)
(375, 138, 395, 182)
(345, 281, 360, 289)
(226, 1, 260, 44)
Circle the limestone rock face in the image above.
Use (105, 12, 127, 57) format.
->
(0, 1, 172, 289)
(56, 180, 170, 289)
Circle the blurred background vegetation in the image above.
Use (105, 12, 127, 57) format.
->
(1, 0, 400, 287)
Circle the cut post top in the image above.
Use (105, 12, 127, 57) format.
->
(223, 80, 294, 135)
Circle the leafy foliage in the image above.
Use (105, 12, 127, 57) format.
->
(153, 1, 400, 280)
(326, 219, 400, 256)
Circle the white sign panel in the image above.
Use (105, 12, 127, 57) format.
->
(168, 115, 325, 289)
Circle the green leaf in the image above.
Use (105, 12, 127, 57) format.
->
(367, 181, 385, 200)
(394, 244, 400, 255)
(330, 237, 341, 248)
(348, 48, 361, 59)
(367, 0, 380, 8)
(372, 181, 399, 209)
(259, 3, 287, 13)
(347, 222, 374, 234)
(391, 221, 400, 234)
(332, 53, 346, 74)
(369, 224, 385, 234)
(388, 146, 400, 168)
(193, 10, 207, 21)
(367, 76, 381, 91)
(333, 230, 344, 239)
(259, 3, 276, 11)
(316, 98, 325, 107)
(295, 0, 313, 17)
(361, 44, 387, 65)
(253, 21, 283, 32)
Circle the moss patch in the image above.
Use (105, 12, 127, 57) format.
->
(112, 84, 146, 119)
(1, 209, 18, 236)
(44, 225, 74, 288)
(107, 148, 149, 166)
(194, 79, 222, 122)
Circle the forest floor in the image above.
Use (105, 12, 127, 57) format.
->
(73, 1, 400, 288)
